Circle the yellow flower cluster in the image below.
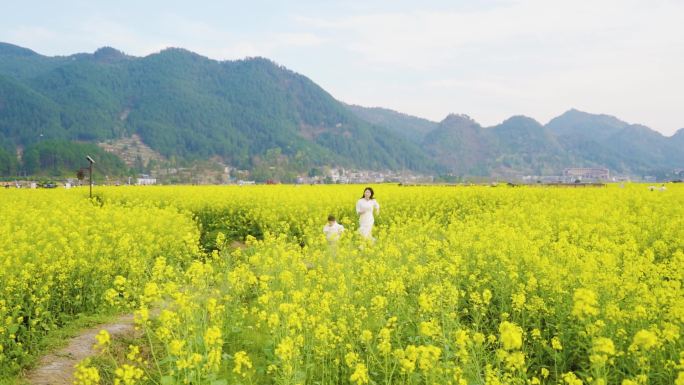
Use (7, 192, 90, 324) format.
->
(94, 330, 111, 350)
(114, 364, 144, 385)
(590, 337, 616, 367)
(232, 351, 252, 377)
(499, 321, 523, 351)
(73, 359, 100, 385)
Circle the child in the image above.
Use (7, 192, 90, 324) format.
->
(323, 214, 344, 241)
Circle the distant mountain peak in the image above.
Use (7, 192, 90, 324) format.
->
(158, 47, 193, 54)
(562, 108, 591, 116)
(241, 56, 277, 64)
(556, 108, 625, 123)
(547, 108, 629, 140)
(93, 46, 128, 62)
(501, 115, 541, 126)
(154, 47, 208, 60)
(556, 108, 598, 122)
(441, 113, 479, 126)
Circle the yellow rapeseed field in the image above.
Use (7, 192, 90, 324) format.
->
(2, 184, 683, 385)
(0, 189, 200, 377)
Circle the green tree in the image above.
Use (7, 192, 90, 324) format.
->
(0, 147, 18, 176)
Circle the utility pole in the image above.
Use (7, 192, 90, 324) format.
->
(86, 155, 95, 198)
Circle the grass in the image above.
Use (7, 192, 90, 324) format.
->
(88, 333, 149, 385)
(4, 311, 122, 385)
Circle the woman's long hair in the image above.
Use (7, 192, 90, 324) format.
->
(361, 187, 375, 199)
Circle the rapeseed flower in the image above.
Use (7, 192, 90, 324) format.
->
(590, 337, 616, 366)
(419, 319, 440, 338)
(350, 363, 369, 384)
(73, 359, 100, 385)
(630, 329, 659, 351)
(572, 288, 599, 320)
(276, 336, 297, 362)
(233, 351, 252, 376)
(552, 336, 563, 351)
(94, 330, 110, 349)
(114, 364, 144, 385)
(499, 321, 523, 351)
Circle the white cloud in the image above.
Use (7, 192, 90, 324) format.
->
(5, 26, 62, 54)
(210, 42, 265, 59)
(300, 0, 684, 70)
(276, 32, 326, 47)
(297, 0, 684, 134)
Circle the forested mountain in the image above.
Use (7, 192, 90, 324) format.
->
(545, 109, 684, 175)
(422, 115, 569, 176)
(490, 116, 568, 175)
(345, 104, 437, 143)
(422, 114, 494, 176)
(352, 105, 683, 177)
(0, 42, 681, 179)
(0, 42, 434, 177)
(546, 108, 627, 141)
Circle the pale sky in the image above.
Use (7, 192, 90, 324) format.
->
(1, 0, 683, 135)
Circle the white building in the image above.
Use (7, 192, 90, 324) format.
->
(136, 175, 157, 185)
(563, 167, 610, 181)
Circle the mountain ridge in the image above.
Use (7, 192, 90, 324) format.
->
(352, 103, 682, 176)
(0, 42, 682, 179)
(0, 42, 435, 178)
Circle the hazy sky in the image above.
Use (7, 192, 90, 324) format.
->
(2, 0, 682, 135)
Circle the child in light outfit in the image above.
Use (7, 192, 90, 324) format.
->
(323, 214, 345, 241)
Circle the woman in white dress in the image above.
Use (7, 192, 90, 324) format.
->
(356, 187, 380, 239)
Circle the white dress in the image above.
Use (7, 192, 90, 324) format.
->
(356, 198, 380, 238)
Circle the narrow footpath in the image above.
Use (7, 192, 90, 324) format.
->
(24, 314, 135, 385)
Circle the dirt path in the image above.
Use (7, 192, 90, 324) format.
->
(230, 240, 246, 249)
(23, 242, 245, 385)
(24, 314, 135, 385)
